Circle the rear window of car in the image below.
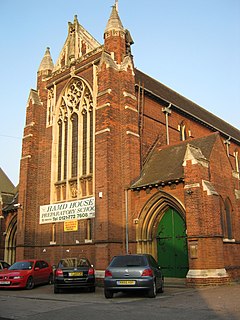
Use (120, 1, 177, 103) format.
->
(58, 258, 90, 268)
(109, 255, 147, 267)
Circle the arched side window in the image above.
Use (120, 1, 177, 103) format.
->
(220, 196, 227, 238)
(224, 198, 233, 240)
(71, 113, 78, 178)
(53, 78, 94, 202)
(220, 196, 234, 240)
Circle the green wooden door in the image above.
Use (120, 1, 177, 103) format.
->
(157, 208, 188, 278)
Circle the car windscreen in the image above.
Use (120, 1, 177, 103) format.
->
(110, 255, 147, 267)
(9, 261, 34, 270)
(58, 258, 90, 268)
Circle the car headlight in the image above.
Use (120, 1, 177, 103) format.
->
(13, 276, 24, 279)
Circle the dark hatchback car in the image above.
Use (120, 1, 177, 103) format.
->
(54, 257, 95, 293)
(104, 254, 164, 298)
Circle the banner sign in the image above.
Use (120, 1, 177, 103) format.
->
(39, 197, 95, 224)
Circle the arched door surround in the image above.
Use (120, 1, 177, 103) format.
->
(136, 191, 186, 266)
(4, 214, 17, 264)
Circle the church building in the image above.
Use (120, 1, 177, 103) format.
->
(4, 4, 240, 286)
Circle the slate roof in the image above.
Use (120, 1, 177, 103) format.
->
(3, 191, 19, 213)
(131, 133, 218, 189)
(0, 168, 16, 208)
(135, 69, 240, 143)
(0, 168, 15, 195)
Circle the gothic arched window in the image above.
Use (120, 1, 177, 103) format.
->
(54, 78, 94, 201)
(225, 198, 233, 240)
(221, 197, 233, 240)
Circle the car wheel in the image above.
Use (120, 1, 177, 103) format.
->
(89, 286, 95, 293)
(104, 289, 113, 299)
(158, 280, 164, 293)
(26, 276, 34, 290)
(148, 281, 157, 298)
(54, 286, 61, 293)
(48, 274, 53, 285)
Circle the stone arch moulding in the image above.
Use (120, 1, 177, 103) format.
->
(136, 191, 186, 256)
(55, 76, 94, 120)
(4, 214, 17, 264)
(51, 75, 94, 202)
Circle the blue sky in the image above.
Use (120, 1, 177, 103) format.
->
(0, 0, 239, 186)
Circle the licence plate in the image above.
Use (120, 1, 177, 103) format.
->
(117, 280, 136, 285)
(0, 281, 10, 285)
(69, 272, 83, 276)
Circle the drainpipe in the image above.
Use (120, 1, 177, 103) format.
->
(162, 103, 172, 145)
(125, 189, 129, 254)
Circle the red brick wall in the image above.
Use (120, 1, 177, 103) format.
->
(15, 20, 240, 286)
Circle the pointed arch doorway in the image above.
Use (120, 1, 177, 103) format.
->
(4, 215, 17, 264)
(157, 208, 188, 278)
(136, 191, 189, 279)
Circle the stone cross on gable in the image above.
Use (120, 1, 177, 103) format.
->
(115, 0, 119, 12)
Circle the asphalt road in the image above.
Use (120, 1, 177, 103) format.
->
(0, 283, 239, 320)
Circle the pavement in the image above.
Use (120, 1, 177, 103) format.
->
(0, 281, 239, 320)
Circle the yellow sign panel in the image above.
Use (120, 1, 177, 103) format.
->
(64, 220, 78, 232)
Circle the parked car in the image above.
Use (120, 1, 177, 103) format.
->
(54, 257, 95, 293)
(0, 261, 10, 270)
(104, 254, 164, 298)
(0, 259, 53, 289)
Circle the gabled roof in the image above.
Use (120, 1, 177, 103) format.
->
(131, 133, 218, 189)
(3, 191, 18, 213)
(53, 15, 101, 72)
(27, 89, 41, 106)
(0, 168, 15, 194)
(0, 168, 16, 207)
(135, 69, 240, 144)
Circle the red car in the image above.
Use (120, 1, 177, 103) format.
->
(0, 259, 53, 289)
(0, 260, 10, 270)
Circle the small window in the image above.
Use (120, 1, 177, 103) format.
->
(221, 197, 233, 240)
(225, 198, 233, 239)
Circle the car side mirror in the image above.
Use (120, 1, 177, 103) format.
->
(34, 267, 40, 271)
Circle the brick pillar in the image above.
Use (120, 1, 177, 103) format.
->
(183, 144, 229, 286)
(94, 49, 140, 268)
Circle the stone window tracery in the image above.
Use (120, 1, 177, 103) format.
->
(54, 78, 94, 201)
(47, 87, 55, 126)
